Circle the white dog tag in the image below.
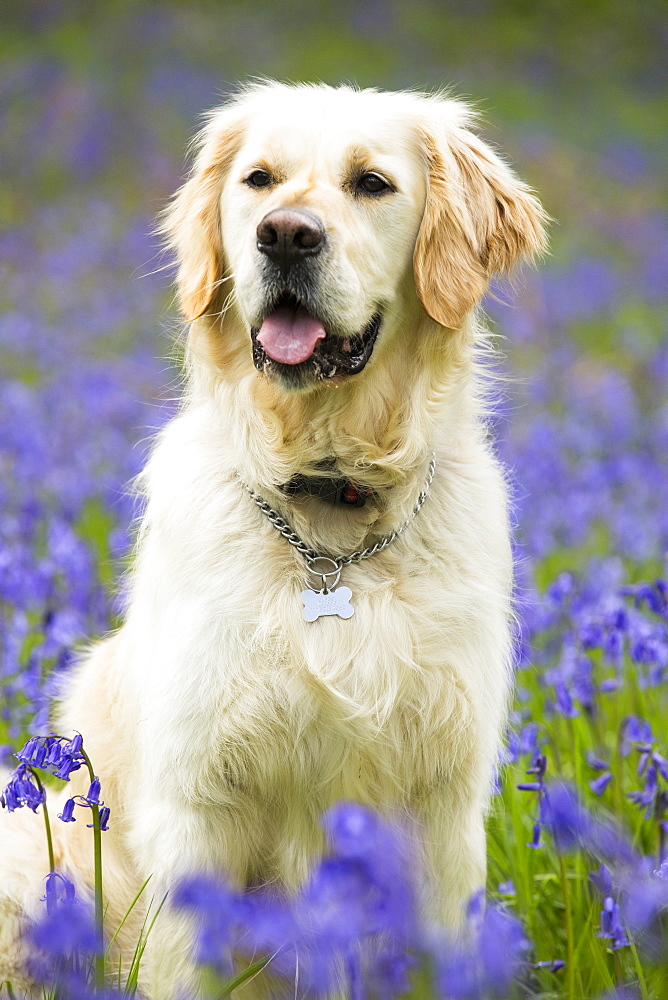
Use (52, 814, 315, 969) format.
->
(301, 586, 354, 622)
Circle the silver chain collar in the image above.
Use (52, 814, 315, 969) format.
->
(242, 456, 436, 601)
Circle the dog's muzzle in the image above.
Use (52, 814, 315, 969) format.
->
(251, 208, 382, 385)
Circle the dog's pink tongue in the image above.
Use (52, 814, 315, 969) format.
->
(257, 304, 326, 365)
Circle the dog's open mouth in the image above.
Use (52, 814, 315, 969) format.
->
(250, 294, 381, 381)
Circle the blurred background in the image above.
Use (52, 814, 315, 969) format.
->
(1, 0, 667, 733)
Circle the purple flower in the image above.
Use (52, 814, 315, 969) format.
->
(598, 896, 631, 950)
(587, 752, 610, 772)
(540, 782, 589, 852)
(322, 802, 384, 859)
(43, 871, 77, 913)
(29, 898, 99, 957)
(435, 900, 529, 999)
(619, 715, 652, 757)
(58, 797, 76, 823)
(478, 904, 530, 990)
(622, 580, 667, 615)
(627, 745, 668, 820)
(53, 753, 83, 781)
(14, 734, 85, 781)
(1, 764, 45, 813)
(368, 949, 415, 997)
(505, 722, 541, 764)
(299, 857, 383, 948)
(589, 863, 613, 897)
(83, 778, 102, 805)
(590, 864, 631, 951)
(621, 861, 668, 942)
(321, 803, 417, 942)
(65, 733, 84, 756)
(173, 874, 238, 970)
(590, 772, 613, 796)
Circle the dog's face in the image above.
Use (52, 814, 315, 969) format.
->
(221, 90, 427, 389)
(163, 84, 547, 393)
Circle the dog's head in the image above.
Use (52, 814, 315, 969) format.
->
(162, 83, 547, 393)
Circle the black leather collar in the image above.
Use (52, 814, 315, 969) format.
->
(282, 474, 372, 507)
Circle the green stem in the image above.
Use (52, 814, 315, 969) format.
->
(32, 770, 56, 877)
(558, 853, 575, 1000)
(628, 940, 650, 1000)
(79, 746, 105, 992)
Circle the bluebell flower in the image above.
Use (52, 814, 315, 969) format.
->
(590, 861, 632, 953)
(599, 676, 619, 692)
(43, 871, 77, 912)
(233, 888, 297, 979)
(1, 763, 45, 813)
(298, 856, 382, 949)
(173, 873, 238, 971)
(587, 752, 614, 796)
(478, 903, 530, 992)
(654, 858, 668, 880)
(29, 898, 99, 957)
(84, 778, 102, 805)
(367, 949, 415, 997)
(534, 781, 633, 864)
(621, 580, 667, 616)
(517, 753, 550, 847)
(620, 858, 668, 954)
(540, 782, 589, 852)
(598, 897, 631, 950)
(531, 958, 566, 972)
(59, 797, 76, 822)
(53, 752, 84, 781)
(505, 722, 541, 765)
(322, 801, 382, 859)
(321, 802, 417, 942)
(619, 715, 653, 757)
(15, 733, 85, 781)
(627, 744, 668, 821)
(435, 899, 529, 999)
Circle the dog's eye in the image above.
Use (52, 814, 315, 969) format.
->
(245, 169, 273, 189)
(357, 172, 392, 196)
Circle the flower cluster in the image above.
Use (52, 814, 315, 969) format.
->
(1, 734, 111, 833)
(16, 733, 85, 780)
(59, 778, 111, 832)
(175, 804, 418, 996)
(590, 864, 631, 951)
(0, 762, 45, 813)
(174, 803, 531, 1000)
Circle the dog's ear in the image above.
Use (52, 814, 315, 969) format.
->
(160, 114, 245, 322)
(414, 111, 548, 329)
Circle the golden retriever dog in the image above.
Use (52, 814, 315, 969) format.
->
(0, 82, 547, 997)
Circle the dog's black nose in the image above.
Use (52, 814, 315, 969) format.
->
(256, 209, 325, 269)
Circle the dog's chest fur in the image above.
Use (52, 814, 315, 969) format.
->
(121, 405, 513, 827)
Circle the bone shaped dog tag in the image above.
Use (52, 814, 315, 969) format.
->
(301, 586, 354, 622)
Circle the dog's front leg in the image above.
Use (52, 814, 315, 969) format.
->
(414, 787, 488, 935)
(131, 795, 259, 1000)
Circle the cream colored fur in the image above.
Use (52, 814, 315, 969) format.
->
(0, 82, 547, 998)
